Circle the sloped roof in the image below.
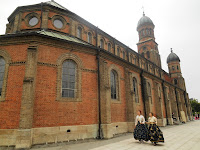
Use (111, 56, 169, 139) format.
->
(44, 0, 68, 10)
(36, 30, 89, 45)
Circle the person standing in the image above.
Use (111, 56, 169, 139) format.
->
(133, 110, 149, 143)
(146, 112, 164, 146)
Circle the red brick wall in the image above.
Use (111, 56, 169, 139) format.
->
(33, 45, 98, 127)
(0, 45, 27, 129)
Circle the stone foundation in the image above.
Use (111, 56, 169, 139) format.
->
(167, 118, 174, 125)
(101, 122, 130, 139)
(157, 118, 167, 126)
(0, 124, 98, 149)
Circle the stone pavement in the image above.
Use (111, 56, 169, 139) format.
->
(31, 120, 200, 150)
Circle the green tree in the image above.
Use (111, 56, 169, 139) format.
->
(190, 98, 200, 114)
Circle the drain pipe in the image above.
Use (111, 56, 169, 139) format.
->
(96, 28, 103, 139)
(175, 88, 181, 121)
(40, 2, 43, 29)
(162, 81, 169, 125)
(140, 70, 147, 120)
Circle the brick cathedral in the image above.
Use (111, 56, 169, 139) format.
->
(0, 1, 192, 149)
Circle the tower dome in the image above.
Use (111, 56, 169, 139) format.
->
(137, 13, 154, 31)
(167, 49, 180, 63)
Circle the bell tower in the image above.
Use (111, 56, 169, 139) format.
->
(137, 12, 161, 67)
(167, 49, 186, 90)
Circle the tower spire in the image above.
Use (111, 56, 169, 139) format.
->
(142, 6, 145, 16)
(171, 48, 173, 53)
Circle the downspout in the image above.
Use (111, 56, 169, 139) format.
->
(162, 81, 169, 125)
(183, 91, 189, 120)
(140, 70, 147, 120)
(96, 28, 103, 139)
(40, 2, 43, 29)
(175, 88, 181, 121)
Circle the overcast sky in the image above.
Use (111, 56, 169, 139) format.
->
(0, 0, 199, 100)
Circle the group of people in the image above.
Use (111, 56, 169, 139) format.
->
(133, 110, 164, 146)
(195, 112, 200, 120)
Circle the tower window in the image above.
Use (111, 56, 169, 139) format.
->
(172, 66, 175, 70)
(174, 79, 178, 85)
(177, 65, 179, 70)
(143, 47, 147, 51)
(147, 51, 150, 59)
(143, 30, 145, 35)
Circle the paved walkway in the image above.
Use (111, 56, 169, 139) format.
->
(32, 120, 200, 150)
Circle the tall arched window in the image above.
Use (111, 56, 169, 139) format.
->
(117, 47, 120, 56)
(123, 51, 125, 59)
(110, 70, 117, 99)
(147, 82, 152, 104)
(146, 29, 149, 35)
(62, 60, 76, 98)
(142, 29, 145, 35)
(87, 32, 92, 43)
(108, 43, 111, 52)
(0, 57, 5, 96)
(172, 66, 175, 70)
(77, 27, 82, 39)
(174, 79, 178, 85)
(133, 78, 139, 103)
(149, 28, 152, 35)
(147, 51, 150, 59)
(177, 65, 179, 70)
(100, 39, 104, 49)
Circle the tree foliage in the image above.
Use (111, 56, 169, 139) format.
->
(190, 98, 200, 114)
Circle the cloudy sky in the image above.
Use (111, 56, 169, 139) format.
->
(0, 0, 199, 100)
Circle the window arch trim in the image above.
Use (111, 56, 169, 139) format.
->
(108, 64, 121, 103)
(57, 53, 82, 102)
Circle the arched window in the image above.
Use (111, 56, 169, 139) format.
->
(177, 65, 179, 70)
(149, 28, 152, 35)
(146, 29, 149, 35)
(0, 57, 5, 96)
(62, 60, 76, 98)
(141, 52, 144, 57)
(108, 43, 111, 52)
(172, 66, 175, 70)
(110, 70, 117, 99)
(147, 51, 150, 59)
(87, 32, 92, 43)
(133, 78, 139, 103)
(117, 47, 120, 56)
(174, 79, 178, 85)
(142, 29, 145, 35)
(123, 51, 125, 59)
(100, 39, 104, 49)
(147, 82, 152, 104)
(77, 27, 82, 39)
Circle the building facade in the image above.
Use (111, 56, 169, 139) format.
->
(0, 1, 192, 149)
